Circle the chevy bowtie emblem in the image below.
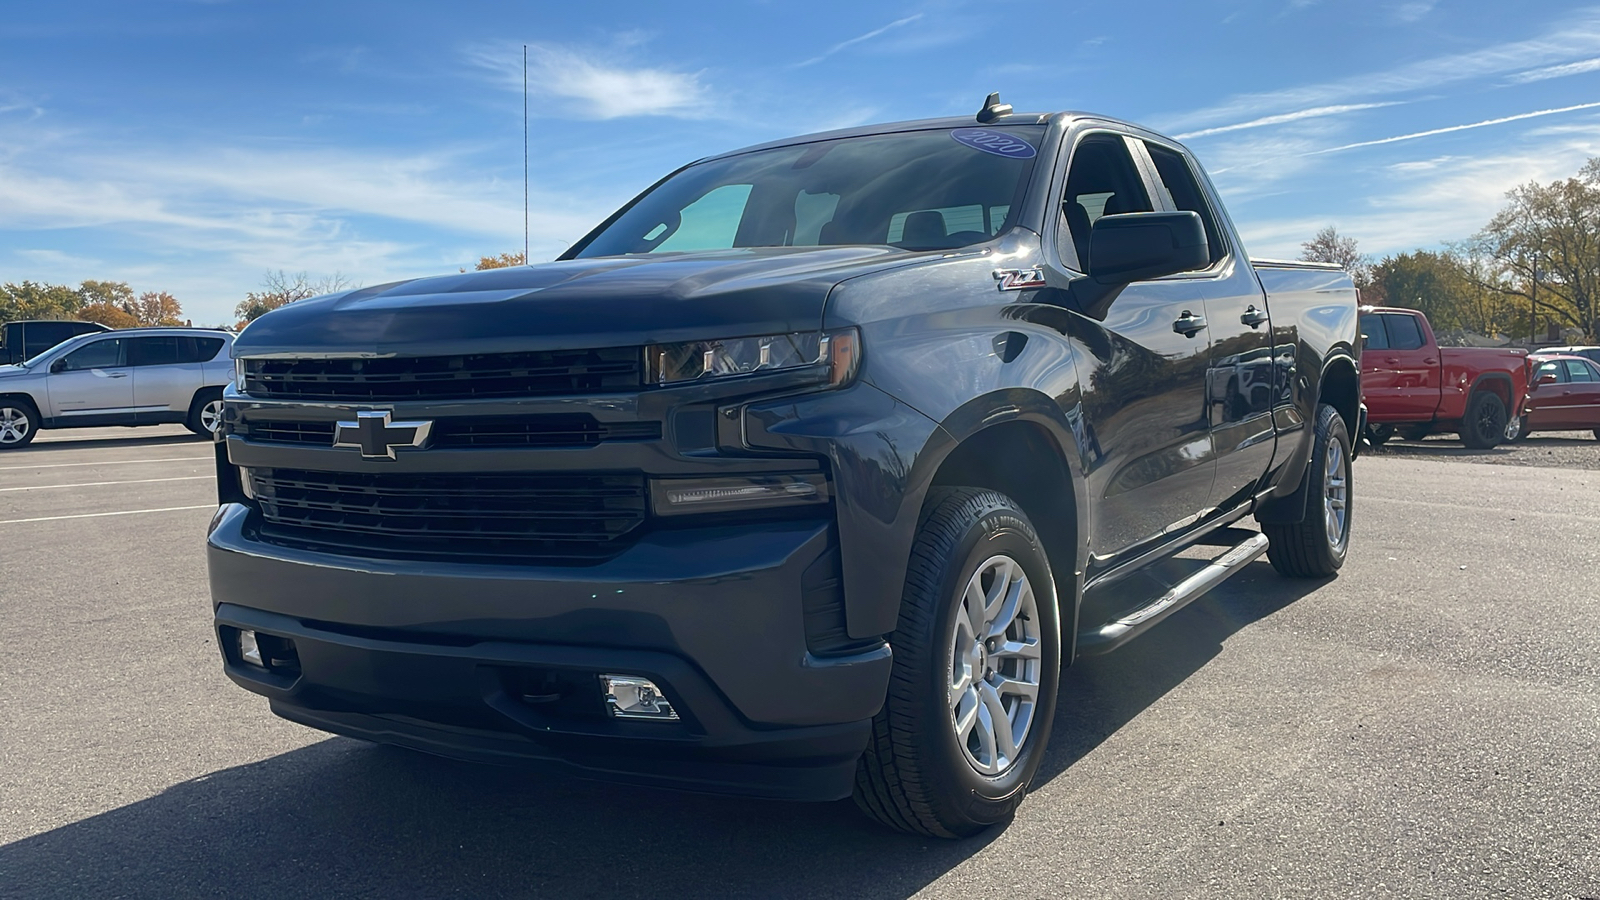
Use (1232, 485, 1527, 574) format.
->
(332, 410, 433, 459)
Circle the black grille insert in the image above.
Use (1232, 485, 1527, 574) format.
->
(250, 468, 647, 563)
(239, 415, 660, 449)
(242, 347, 643, 401)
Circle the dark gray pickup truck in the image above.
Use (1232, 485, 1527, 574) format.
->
(208, 96, 1362, 837)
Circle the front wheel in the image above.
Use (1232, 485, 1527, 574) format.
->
(1506, 415, 1528, 442)
(854, 487, 1061, 838)
(0, 402, 39, 449)
(1265, 403, 1351, 578)
(1460, 391, 1507, 449)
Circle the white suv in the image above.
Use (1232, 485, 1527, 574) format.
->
(0, 327, 235, 449)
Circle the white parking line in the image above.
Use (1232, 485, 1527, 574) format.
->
(0, 505, 215, 525)
(0, 455, 212, 471)
(0, 475, 212, 492)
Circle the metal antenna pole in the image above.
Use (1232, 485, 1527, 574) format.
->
(523, 44, 529, 265)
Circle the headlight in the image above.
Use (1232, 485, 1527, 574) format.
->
(648, 328, 860, 387)
(234, 358, 247, 393)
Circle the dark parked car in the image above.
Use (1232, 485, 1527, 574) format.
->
(0, 319, 110, 365)
(208, 97, 1362, 837)
(1512, 355, 1600, 440)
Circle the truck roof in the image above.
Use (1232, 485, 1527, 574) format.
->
(702, 111, 1157, 163)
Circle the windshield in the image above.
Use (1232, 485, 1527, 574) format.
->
(572, 126, 1047, 258)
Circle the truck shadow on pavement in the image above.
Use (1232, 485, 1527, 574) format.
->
(0, 561, 1324, 899)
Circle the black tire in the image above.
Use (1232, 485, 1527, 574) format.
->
(1265, 403, 1351, 578)
(1460, 391, 1507, 449)
(185, 389, 225, 437)
(1367, 424, 1394, 447)
(1593, 429, 1600, 441)
(1397, 424, 1432, 442)
(854, 487, 1062, 838)
(0, 399, 40, 449)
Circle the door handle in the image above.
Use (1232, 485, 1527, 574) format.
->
(1239, 305, 1268, 328)
(105, 372, 128, 378)
(1172, 311, 1207, 337)
(1384, 357, 1400, 364)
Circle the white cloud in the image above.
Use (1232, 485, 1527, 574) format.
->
(465, 41, 710, 120)
(796, 14, 924, 68)
(1157, 7, 1600, 133)
(1507, 56, 1600, 84)
(1175, 102, 1406, 140)
(1304, 102, 1600, 157)
(1394, 0, 1437, 23)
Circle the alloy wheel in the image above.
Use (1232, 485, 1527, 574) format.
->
(1323, 438, 1348, 548)
(0, 406, 32, 445)
(948, 554, 1042, 776)
(200, 399, 224, 434)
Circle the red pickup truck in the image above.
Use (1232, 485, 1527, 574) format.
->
(1360, 306, 1529, 448)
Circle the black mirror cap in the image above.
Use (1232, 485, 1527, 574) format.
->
(1087, 211, 1210, 285)
(49, 358, 67, 373)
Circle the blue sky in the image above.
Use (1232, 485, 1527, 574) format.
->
(3, 0, 1600, 325)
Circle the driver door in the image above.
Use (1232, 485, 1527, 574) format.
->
(46, 337, 132, 420)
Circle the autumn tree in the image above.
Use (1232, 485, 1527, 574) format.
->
(1368, 250, 1517, 339)
(1300, 226, 1373, 290)
(1, 281, 84, 323)
(1466, 158, 1600, 341)
(236, 271, 352, 323)
(78, 302, 140, 328)
(474, 252, 526, 271)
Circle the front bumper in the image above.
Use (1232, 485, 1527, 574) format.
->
(207, 503, 892, 800)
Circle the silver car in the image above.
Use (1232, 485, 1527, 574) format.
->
(0, 327, 235, 449)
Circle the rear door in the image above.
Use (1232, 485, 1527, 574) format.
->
(44, 337, 132, 419)
(1137, 138, 1276, 512)
(1050, 130, 1215, 556)
(130, 335, 203, 421)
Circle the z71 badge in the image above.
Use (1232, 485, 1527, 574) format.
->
(992, 267, 1047, 291)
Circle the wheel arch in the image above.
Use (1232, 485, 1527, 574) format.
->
(1319, 353, 1361, 438)
(1468, 372, 1515, 412)
(0, 391, 42, 415)
(916, 391, 1089, 660)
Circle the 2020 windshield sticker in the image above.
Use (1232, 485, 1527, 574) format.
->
(950, 128, 1037, 159)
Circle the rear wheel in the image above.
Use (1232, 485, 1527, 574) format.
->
(186, 390, 225, 437)
(0, 402, 39, 449)
(1367, 424, 1394, 447)
(854, 487, 1061, 838)
(1265, 403, 1350, 578)
(1460, 391, 1506, 449)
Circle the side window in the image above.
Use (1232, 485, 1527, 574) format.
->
(1535, 361, 1564, 383)
(1360, 315, 1390, 350)
(1383, 314, 1425, 351)
(130, 336, 181, 367)
(1059, 134, 1154, 271)
(1144, 143, 1225, 266)
(1564, 360, 1597, 383)
(59, 338, 126, 371)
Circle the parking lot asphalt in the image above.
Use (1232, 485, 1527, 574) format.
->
(1, 426, 1597, 899)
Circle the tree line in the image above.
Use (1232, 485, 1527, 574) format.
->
(0, 280, 188, 330)
(1302, 157, 1600, 344)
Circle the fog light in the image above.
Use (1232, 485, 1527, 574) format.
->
(238, 629, 264, 667)
(599, 674, 678, 721)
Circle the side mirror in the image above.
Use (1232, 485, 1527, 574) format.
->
(1069, 211, 1210, 319)
(1088, 211, 1209, 284)
(1537, 373, 1559, 386)
(50, 358, 67, 374)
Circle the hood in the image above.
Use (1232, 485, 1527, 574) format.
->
(0, 364, 29, 378)
(232, 246, 922, 358)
